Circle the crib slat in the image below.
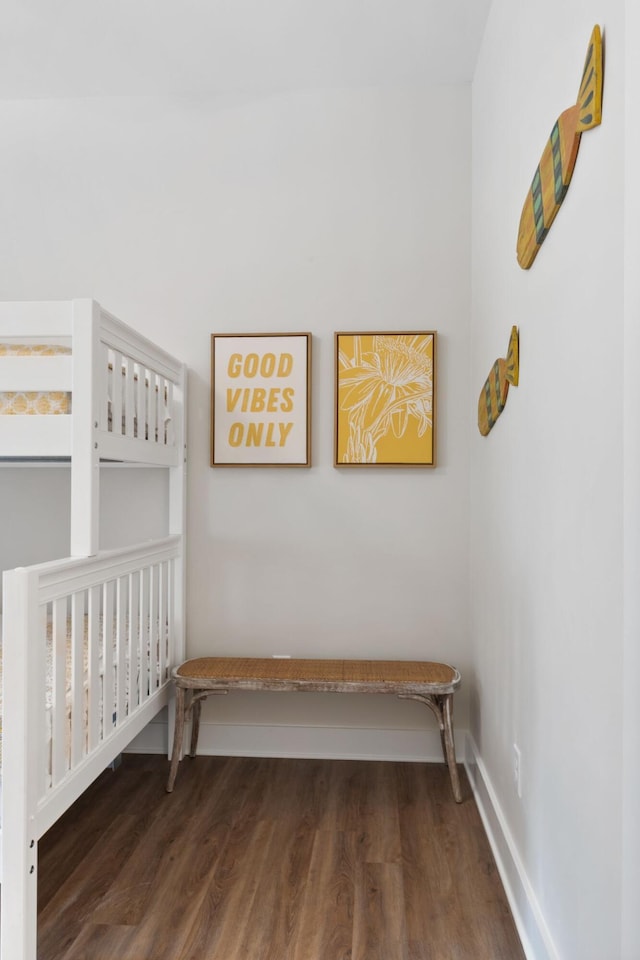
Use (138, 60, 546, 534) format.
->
(103, 580, 115, 737)
(129, 571, 140, 710)
(124, 357, 135, 438)
(136, 363, 146, 440)
(165, 380, 174, 447)
(149, 564, 159, 693)
(158, 561, 167, 684)
(111, 350, 124, 437)
(100, 344, 110, 431)
(116, 577, 127, 723)
(140, 567, 150, 704)
(70, 594, 85, 767)
(148, 371, 158, 444)
(51, 599, 68, 786)
(87, 586, 101, 752)
(37, 606, 48, 802)
(168, 558, 176, 672)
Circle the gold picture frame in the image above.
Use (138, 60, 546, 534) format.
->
(334, 331, 436, 466)
(211, 333, 312, 466)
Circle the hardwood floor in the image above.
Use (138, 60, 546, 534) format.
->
(35, 755, 525, 960)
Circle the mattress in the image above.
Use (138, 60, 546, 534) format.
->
(0, 343, 71, 414)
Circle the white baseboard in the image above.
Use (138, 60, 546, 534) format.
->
(464, 734, 560, 960)
(125, 716, 464, 764)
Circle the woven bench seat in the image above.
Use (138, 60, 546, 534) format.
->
(167, 656, 462, 802)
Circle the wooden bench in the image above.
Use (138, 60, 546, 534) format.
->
(166, 657, 463, 802)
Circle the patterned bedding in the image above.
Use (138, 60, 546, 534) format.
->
(0, 343, 72, 414)
(0, 342, 171, 437)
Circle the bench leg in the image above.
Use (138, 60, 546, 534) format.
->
(440, 693, 463, 803)
(398, 692, 463, 803)
(190, 696, 202, 757)
(166, 685, 186, 793)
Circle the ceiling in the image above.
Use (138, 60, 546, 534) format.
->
(0, 0, 492, 99)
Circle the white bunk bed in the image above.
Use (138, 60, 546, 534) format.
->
(0, 299, 187, 960)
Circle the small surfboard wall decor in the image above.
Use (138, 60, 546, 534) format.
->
(516, 25, 603, 269)
(478, 326, 519, 437)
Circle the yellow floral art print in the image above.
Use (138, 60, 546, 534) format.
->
(335, 332, 436, 466)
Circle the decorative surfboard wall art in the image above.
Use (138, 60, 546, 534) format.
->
(516, 25, 603, 269)
(478, 326, 519, 437)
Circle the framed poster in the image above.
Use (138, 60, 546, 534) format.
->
(211, 333, 312, 466)
(335, 331, 436, 466)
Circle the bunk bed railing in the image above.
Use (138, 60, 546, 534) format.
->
(1, 535, 184, 960)
(0, 298, 186, 556)
(0, 298, 187, 482)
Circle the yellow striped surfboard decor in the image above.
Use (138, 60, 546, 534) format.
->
(478, 326, 519, 437)
(517, 25, 603, 270)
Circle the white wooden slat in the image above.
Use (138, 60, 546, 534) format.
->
(124, 357, 135, 439)
(0, 415, 72, 456)
(169, 557, 176, 665)
(149, 564, 159, 693)
(102, 580, 115, 738)
(135, 364, 146, 441)
(100, 343, 110, 431)
(128, 571, 140, 711)
(116, 576, 127, 723)
(165, 380, 175, 447)
(70, 593, 85, 766)
(37, 605, 48, 803)
(0, 355, 72, 392)
(91, 432, 179, 465)
(111, 349, 123, 437)
(158, 561, 167, 684)
(147, 371, 158, 445)
(87, 586, 101, 752)
(105, 348, 114, 432)
(139, 566, 150, 704)
(51, 598, 68, 786)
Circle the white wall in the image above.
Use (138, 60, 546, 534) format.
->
(622, 0, 640, 956)
(471, 4, 626, 959)
(0, 84, 472, 752)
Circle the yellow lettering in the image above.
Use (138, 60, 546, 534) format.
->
(261, 353, 276, 377)
(228, 422, 243, 446)
(280, 387, 294, 412)
(246, 422, 263, 445)
(226, 388, 241, 412)
(251, 388, 266, 413)
(265, 422, 277, 447)
(228, 354, 243, 378)
(279, 422, 293, 446)
(267, 388, 280, 413)
(278, 353, 293, 377)
(244, 353, 259, 377)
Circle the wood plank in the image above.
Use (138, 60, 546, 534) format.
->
(353, 861, 408, 960)
(289, 830, 358, 960)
